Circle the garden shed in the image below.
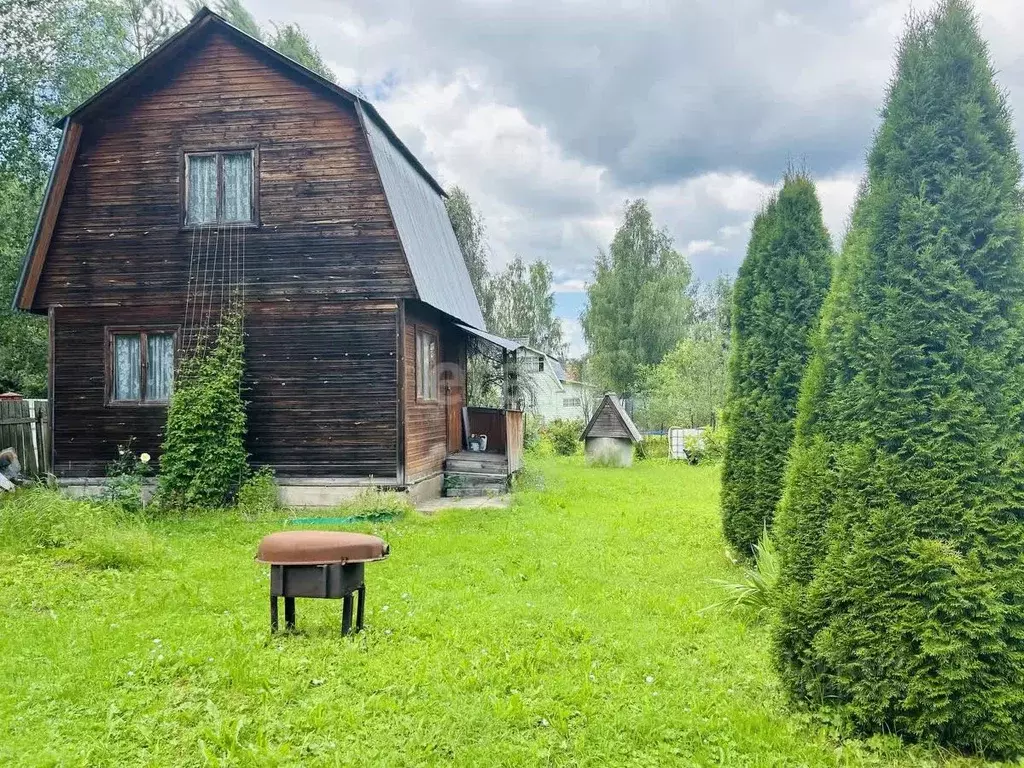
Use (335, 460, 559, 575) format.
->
(580, 394, 642, 467)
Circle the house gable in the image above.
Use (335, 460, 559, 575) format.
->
(15, 7, 484, 328)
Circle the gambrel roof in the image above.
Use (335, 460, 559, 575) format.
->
(13, 6, 485, 328)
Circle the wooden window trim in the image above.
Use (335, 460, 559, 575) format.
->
(415, 326, 439, 403)
(181, 146, 260, 229)
(105, 325, 180, 407)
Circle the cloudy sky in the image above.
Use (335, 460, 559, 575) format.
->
(200, 0, 1024, 355)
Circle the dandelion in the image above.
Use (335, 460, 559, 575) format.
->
(540, 718, 549, 727)
(645, 675, 655, 684)
(380, 605, 389, 612)
(152, 638, 161, 644)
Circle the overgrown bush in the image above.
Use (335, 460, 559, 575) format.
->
(773, 1, 1024, 754)
(546, 419, 582, 456)
(158, 308, 248, 509)
(103, 438, 152, 512)
(333, 487, 414, 520)
(523, 413, 544, 453)
(237, 466, 279, 517)
(720, 174, 832, 556)
(638, 434, 668, 459)
(0, 487, 158, 569)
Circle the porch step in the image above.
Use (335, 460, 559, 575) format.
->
(443, 470, 510, 497)
(445, 484, 507, 498)
(445, 453, 508, 474)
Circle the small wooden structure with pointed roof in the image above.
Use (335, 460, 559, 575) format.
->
(580, 393, 642, 467)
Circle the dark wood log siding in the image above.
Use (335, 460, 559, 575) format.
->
(35, 28, 414, 308)
(51, 301, 399, 477)
(35, 29, 417, 478)
(403, 301, 466, 482)
(52, 305, 182, 476)
(245, 300, 398, 478)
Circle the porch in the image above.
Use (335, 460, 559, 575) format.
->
(444, 404, 524, 497)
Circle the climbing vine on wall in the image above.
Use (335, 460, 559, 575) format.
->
(158, 307, 248, 508)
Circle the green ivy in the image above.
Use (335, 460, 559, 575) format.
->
(158, 309, 248, 509)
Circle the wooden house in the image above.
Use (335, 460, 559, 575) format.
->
(580, 394, 642, 467)
(13, 7, 523, 503)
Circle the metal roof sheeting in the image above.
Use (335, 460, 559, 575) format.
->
(361, 105, 485, 328)
(455, 323, 523, 352)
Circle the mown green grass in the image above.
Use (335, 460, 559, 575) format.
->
(0, 458, 1001, 766)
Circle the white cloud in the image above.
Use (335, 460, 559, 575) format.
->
(561, 318, 587, 358)
(182, 0, 1024, 343)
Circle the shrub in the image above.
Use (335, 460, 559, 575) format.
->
(334, 487, 413, 520)
(638, 434, 668, 460)
(158, 308, 248, 509)
(546, 419, 582, 456)
(773, 1, 1024, 754)
(103, 438, 152, 512)
(720, 175, 832, 557)
(237, 466, 279, 517)
(523, 413, 544, 453)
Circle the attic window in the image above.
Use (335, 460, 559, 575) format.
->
(185, 150, 255, 225)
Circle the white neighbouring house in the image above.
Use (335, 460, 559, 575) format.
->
(519, 349, 599, 423)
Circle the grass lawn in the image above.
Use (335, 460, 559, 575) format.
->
(0, 457, 1000, 766)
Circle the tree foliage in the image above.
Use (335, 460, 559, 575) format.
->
(158, 309, 248, 508)
(720, 175, 832, 556)
(445, 185, 495, 327)
(636, 276, 734, 431)
(582, 199, 692, 396)
(772, 1, 1024, 753)
(491, 256, 564, 357)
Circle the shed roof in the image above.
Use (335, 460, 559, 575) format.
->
(581, 394, 643, 443)
(13, 6, 486, 327)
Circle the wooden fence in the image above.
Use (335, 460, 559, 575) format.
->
(0, 399, 50, 476)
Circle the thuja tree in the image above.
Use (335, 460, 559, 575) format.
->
(159, 308, 248, 508)
(772, 0, 1024, 753)
(720, 175, 831, 555)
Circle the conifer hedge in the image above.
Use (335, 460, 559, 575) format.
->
(721, 175, 831, 556)
(772, 0, 1024, 753)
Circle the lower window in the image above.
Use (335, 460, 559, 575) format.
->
(108, 328, 177, 404)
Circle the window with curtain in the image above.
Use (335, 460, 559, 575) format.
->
(185, 150, 255, 225)
(110, 329, 176, 403)
(416, 328, 438, 401)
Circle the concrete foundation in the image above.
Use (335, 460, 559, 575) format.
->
(406, 472, 444, 504)
(585, 437, 634, 467)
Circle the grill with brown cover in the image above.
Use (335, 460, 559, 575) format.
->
(257, 531, 390, 635)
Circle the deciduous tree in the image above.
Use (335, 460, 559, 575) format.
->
(582, 199, 692, 396)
